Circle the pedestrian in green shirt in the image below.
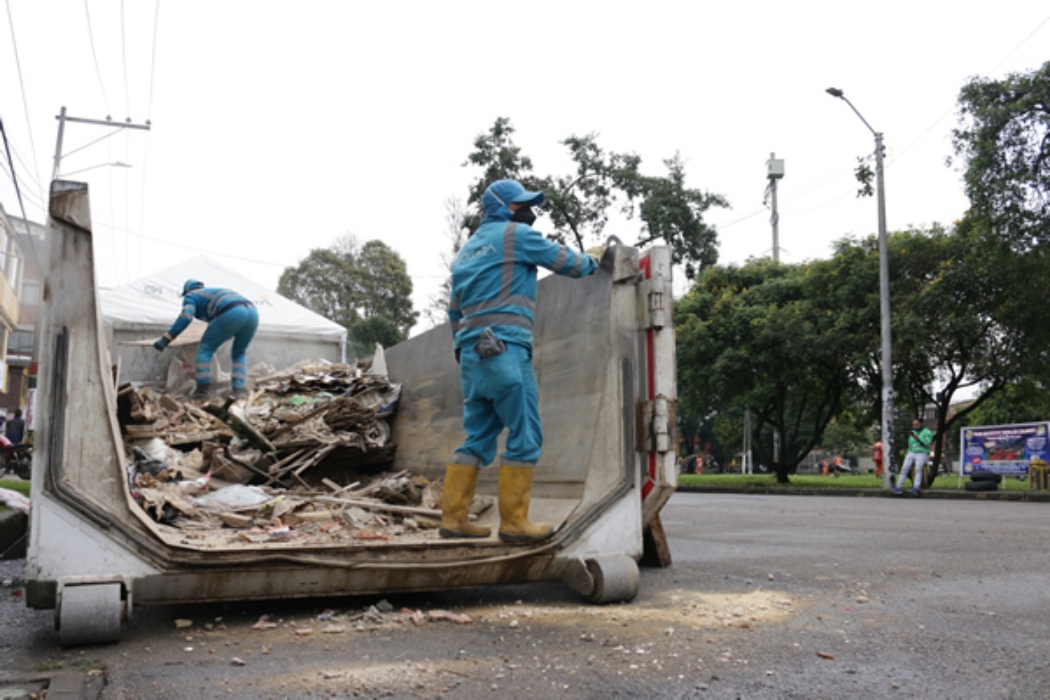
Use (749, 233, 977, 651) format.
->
(895, 418, 934, 494)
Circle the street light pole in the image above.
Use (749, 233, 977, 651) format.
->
(826, 87, 894, 490)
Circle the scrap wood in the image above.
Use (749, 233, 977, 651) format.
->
(203, 403, 276, 453)
(322, 478, 360, 495)
(261, 449, 314, 487)
(311, 495, 448, 520)
(223, 446, 286, 485)
(265, 395, 352, 441)
(293, 443, 339, 476)
(351, 469, 410, 497)
(183, 402, 229, 430)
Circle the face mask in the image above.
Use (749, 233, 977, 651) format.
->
(512, 206, 537, 226)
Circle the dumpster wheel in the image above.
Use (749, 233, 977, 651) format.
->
(56, 583, 125, 647)
(584, 556, 640, 604)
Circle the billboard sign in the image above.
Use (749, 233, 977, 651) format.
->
(959, 422, 1050, 476)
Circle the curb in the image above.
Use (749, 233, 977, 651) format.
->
(675, 485, 1050, 502)
(0, 670, 104, 700)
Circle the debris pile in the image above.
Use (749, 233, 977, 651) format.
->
(115, 357, 481, 546)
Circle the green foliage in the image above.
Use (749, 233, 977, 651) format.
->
(962, 379, 1050, 428)
(952, 61, 1050, 250)
(277, 247, 357, 328)
(821, 221, 1050, 484)
(676, 259, 863, 482)
(354, 240, 416, 334)
(853, 156, 875, 198)
(0, 480, 30, 496)
(465, 119, 728, 279)
(349, 316, 405, 360)
(820, 407, 874, 458)
(278, 236, 418, 353)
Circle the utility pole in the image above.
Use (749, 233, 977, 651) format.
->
(743, 410, 752, 475)
(764, 153, 785, 467)
(766, 153, 785, 261)
(52, 106, 151, 180)
(826, 87, 894, 489)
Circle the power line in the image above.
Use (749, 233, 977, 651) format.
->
(0, 117, 42, 267)
(146, 0, 161, 117)
(988, 13, 1050, 74)
(140, 0, 162, 278)
(95, 221, 293, 269)
(4, 0, 43, 197)
(120, 0, 131, 117)
(82, 0, 111, 115)
(0, 158, 44, 211)
(716, 15, 1050, 237)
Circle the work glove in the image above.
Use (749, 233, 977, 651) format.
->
(153, 337, 169, 352)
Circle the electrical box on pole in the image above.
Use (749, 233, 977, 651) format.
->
(766, 155, 785, 179)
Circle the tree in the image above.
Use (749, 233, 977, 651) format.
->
(278, 235, 418, 357)
(826, 222, 1050, 484)
(962, 378, 1050, 428)
(464, 119, 728, 279)
(349, 316, 404, 359)
(276, 247, 358, 329)
(462, 117, 536, 232)
(354, 240, 417, 336)
(676, 259, 863, 483)
(423, 197, 468, 328)
(952, 61, 1050, 250)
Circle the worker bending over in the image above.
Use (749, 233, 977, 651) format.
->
(154, 279, 259, 401)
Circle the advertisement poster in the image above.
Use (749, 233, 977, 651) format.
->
(959, 422, 1050, 476)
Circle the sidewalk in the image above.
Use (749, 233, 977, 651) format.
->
(675, 483, 1050, 502)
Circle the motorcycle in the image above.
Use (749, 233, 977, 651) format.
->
(0, 435, 32, 480)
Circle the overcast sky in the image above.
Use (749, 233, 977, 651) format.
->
(1, 1, 1047, 332)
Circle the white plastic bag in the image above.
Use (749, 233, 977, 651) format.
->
(0, 487, 30, 514)
(192, 484, 270, 510)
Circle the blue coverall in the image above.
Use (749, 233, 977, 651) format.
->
(448, 187, 597, 468)
(159, 288, 259, 390)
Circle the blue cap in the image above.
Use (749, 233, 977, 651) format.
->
(482, 179, 545, 215)
(182, 279, 204, 297)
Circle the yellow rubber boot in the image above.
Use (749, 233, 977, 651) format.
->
(498, 465, 552, 543)
(439, 463, 491, 539)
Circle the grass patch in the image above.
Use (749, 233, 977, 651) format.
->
(35, 661, 64, 672)
(678, 472, 1034, 491)
(0, 479, 31, 513)
(0, 480, 30, 496)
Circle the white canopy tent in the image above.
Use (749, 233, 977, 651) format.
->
(101, 256, 347, 384)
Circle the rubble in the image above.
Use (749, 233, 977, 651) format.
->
(114, 357, 490, 547)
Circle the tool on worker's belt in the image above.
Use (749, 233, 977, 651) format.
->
(474, 328, 506, 359)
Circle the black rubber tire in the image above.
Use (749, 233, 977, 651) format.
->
(12, 447, 31, 480)
(970, 470, 1002, 483)
(965, 479, 999, 492)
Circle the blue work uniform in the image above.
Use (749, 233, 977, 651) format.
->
(160, 288, 259, 390)
(448, 199, 597, 468)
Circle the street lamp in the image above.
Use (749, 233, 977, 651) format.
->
(826, 87, 894, 490)
(58, 161, 132, 178)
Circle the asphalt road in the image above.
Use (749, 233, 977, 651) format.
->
(2, 492, 1048, 699)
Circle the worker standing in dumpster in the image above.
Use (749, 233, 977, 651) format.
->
(440, 179, 599, 543)
(153, 280, 259, 401)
